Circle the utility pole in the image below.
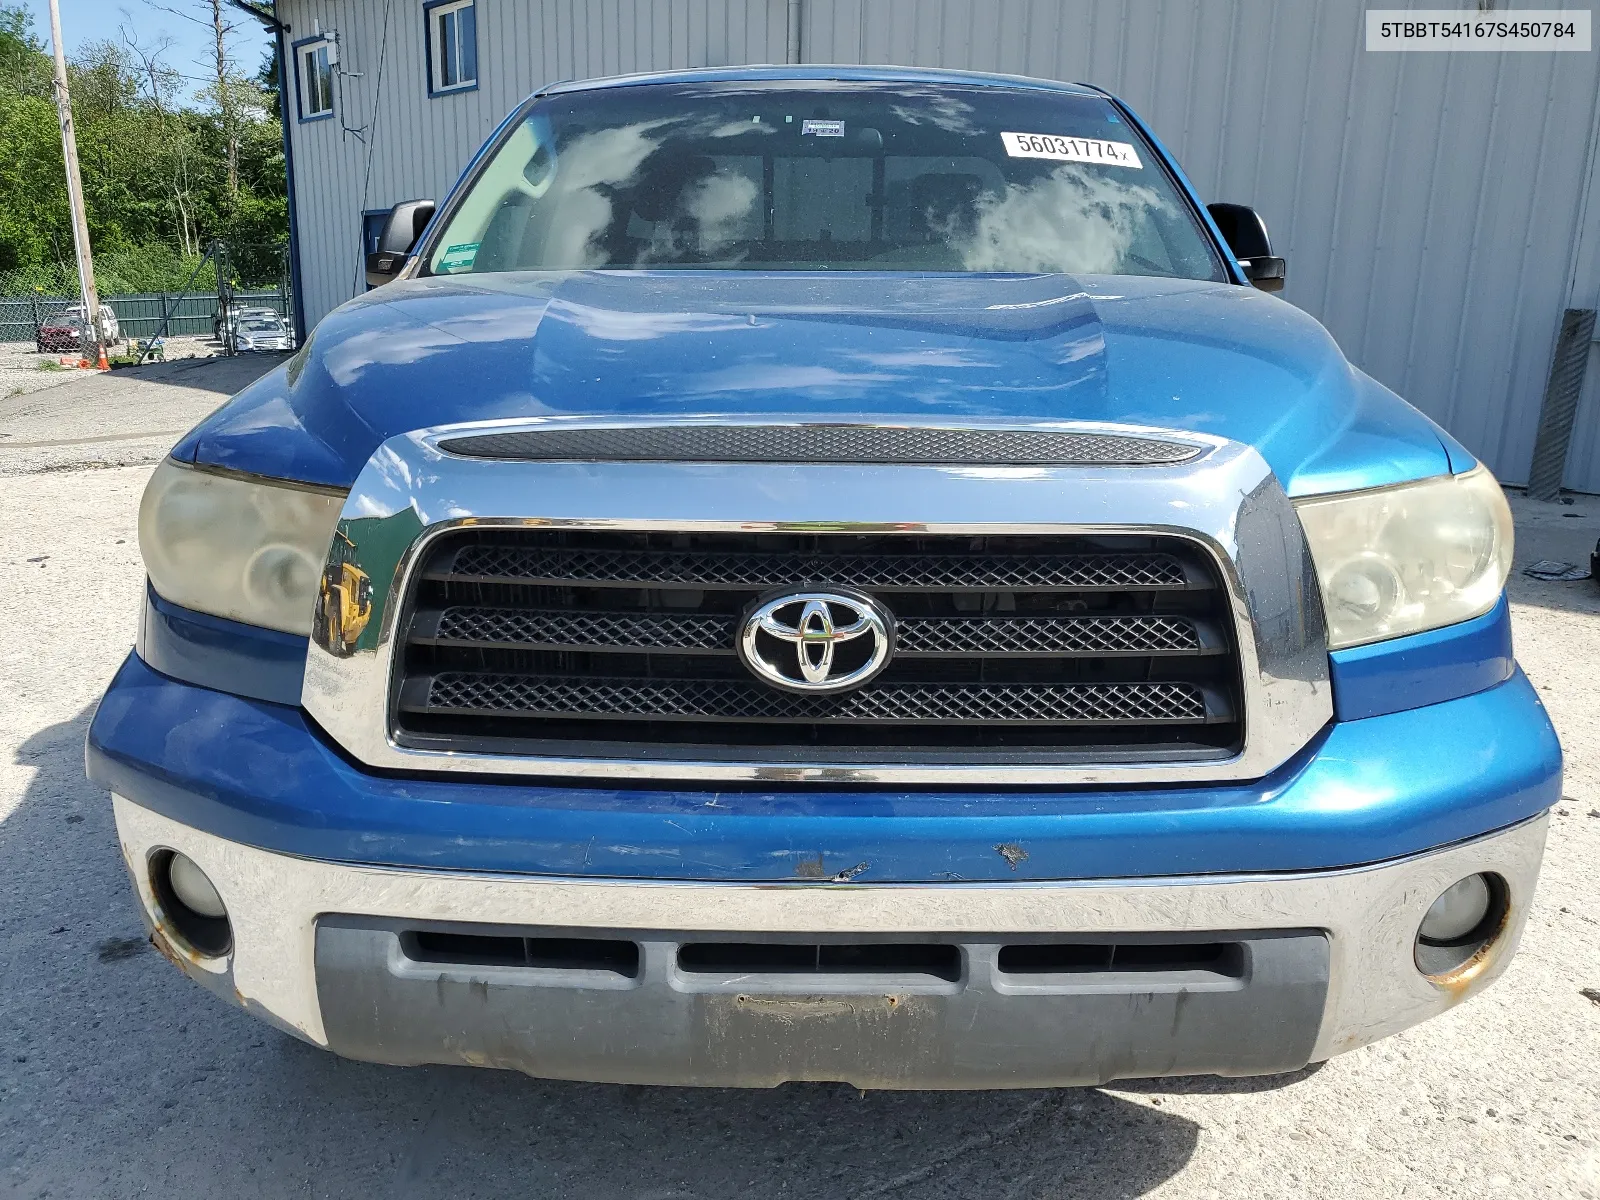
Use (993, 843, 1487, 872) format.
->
(47, 0, 106, 369)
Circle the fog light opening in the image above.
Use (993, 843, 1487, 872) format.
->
(148, 849, 233, 958)
(1414, 872, 1508, 981)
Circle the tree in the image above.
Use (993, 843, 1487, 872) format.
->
(207, 0, 238, 195)
(122, 29, 205, 254)
(0, 2, 287, 287)
(154, 0, 247, 203)
(0, 3, 47, 92)
(255, 42, 279, 112)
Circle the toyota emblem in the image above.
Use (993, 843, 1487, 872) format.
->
(737, 590, 895, 694)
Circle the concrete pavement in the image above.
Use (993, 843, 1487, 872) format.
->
(0, 353, 288, 476)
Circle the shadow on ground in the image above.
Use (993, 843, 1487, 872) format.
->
(1, 706, 1215, 1199)
(98, 353, 294, 396)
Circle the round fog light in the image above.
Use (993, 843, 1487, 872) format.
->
(1418, 873, 1493, 945)
(168, 852, 227, 919)
(150, 849, 232, 958)
(1415, 872, 1507, 980)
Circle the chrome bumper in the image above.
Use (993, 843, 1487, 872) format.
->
(114, 796, 1548, 1088)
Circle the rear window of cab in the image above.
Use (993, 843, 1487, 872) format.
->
(425, 81, 1226, 281)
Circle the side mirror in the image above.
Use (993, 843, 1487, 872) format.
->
(1207, 202, 1286, 293)
(365, 199, 436, 287)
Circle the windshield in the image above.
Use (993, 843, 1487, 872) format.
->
(426, 81, 1224, 280)
(241, 320, 281, 331)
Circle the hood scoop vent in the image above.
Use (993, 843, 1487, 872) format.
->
(435, 424, 1202, 467)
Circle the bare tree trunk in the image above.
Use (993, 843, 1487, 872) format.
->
(176, 194, 195, 256)
(122, 33, 195, 259)
(176, 152, 196, 254)
(210, 0, 237, 197)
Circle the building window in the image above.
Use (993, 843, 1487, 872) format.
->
(294, 38, 334, 121)
(426, 0, 477, 95)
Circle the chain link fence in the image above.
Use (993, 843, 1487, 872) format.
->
(0, 243, 292, 354)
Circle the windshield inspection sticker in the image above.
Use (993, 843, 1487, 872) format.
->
(802, 119, 845, 137)
(437, 242, 480, 271)
(1000, 131, 1143, 168)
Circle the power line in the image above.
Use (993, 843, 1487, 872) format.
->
(353, 0, 395, 297)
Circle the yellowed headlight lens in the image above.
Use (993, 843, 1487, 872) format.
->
(139, 459, 345, 636)
(1295, 466, 1513, 650)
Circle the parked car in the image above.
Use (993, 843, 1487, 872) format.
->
(214, 305, 281, 343)
(91, 68, 1558, 1091)
(37, 303, 121, 352)
(65, 302, 119, 344)
(34, 311, 87, 352)
(233, 316, 295, 353)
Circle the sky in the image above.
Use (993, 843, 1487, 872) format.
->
(20, 0, 276, 101)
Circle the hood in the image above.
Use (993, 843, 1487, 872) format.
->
(174, 270, 1462, 494)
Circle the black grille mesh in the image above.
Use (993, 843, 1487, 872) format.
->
(435, 607, 730, 650)
(437, 424, 1203, 467)
(896, 615, 1203, 656)
(440, 544, 1192, 592)
(419, 674, 1211, 725)
(395, 529, 1243, 762)
(427, 607, 1206, 657)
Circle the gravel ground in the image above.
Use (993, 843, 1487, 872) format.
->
(0, 361, 1595, 1198)
(0, 351, 288, 475)
(0, 336, 231, 403)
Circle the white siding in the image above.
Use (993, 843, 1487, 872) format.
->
(281, 0, 1600, 489)
(279, 0, 788, 331)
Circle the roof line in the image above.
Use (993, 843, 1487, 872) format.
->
(537, 64, 1103, 99)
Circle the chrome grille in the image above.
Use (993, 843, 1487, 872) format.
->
(394, 530, 1243, 762)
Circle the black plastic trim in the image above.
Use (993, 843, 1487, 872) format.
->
(438, 425, 1203, 467)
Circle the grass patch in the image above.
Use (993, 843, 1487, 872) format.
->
(35, 359, 67, 372)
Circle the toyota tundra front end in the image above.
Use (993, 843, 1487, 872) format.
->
(86, 67, 1559, 1089)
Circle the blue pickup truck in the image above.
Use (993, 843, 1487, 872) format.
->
(88, 67, 1560, 1089)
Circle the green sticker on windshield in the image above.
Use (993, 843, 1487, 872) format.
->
(438, 242, 480, 271)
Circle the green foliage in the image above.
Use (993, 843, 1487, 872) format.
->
(0, 3, 287, 287)
(0, 4, 48, 92)
(0, 245, 227, 296)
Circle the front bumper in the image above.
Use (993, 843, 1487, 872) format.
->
(89, 652, 1561, 881)
(115, 797, 1547, 1088)
(91, 640, 1560, 1086)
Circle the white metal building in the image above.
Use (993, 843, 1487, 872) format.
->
(267, 0, 1600, 491)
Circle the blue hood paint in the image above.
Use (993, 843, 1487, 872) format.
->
(174, 270, 1459, 495)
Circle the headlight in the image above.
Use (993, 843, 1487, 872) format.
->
(139, 459, 346, 635)
(1295, 466, 1513, 650)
